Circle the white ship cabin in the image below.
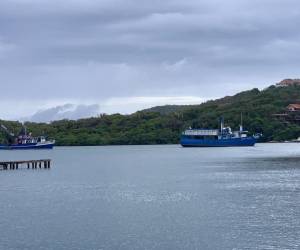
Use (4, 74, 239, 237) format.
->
(221, 126, 249, 138)
(19, 138, 36, 144)
(182, 129, 219, 139)
(37, 136, 47, 143)
(18, 136, 47, 145)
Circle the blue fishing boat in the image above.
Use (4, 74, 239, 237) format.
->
(180, 116, 256, 147)
(0, 124, 55, 150)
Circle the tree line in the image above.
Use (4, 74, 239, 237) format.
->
(1, 84, 300, 145)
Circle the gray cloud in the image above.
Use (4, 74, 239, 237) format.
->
(23, 104, 100, 123)
(22, 104, 100, 122)
(0, 0, 300, 119)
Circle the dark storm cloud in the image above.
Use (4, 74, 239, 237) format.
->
(1, 0, 300, 119)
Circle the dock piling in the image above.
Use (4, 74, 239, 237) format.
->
(0, 159, 52, 171)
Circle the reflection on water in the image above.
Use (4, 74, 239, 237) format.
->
(0, 143, 299, 250)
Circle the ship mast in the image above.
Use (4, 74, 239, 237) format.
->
(220, 116, 224, 134)
(240, 113, 243, 132)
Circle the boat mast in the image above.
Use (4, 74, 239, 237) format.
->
(21, 123, 27, 137)
(0, 124, 15, 137)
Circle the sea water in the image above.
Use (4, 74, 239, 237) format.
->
(0, 144, 299, 250)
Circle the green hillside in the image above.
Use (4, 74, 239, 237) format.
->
(1, 84, 300, 145)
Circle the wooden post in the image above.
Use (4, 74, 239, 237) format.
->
(0, 160, 52, 170)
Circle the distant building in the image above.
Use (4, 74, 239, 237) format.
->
(287, 104, 300, 112)
(273, 104, 300, 124)
(276, 79, 300, 87)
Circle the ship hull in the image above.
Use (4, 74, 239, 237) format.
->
(0, 142, 54, 150)
(180, 137, 256, 147)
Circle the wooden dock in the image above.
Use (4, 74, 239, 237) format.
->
(0, 159, 51, 170)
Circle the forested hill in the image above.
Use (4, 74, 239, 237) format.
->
(141, 105, 191, 115)
(2, 84, 300, 145)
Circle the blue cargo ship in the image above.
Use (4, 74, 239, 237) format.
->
(180, 117, 256, 147)
(0, 124, 55, 150)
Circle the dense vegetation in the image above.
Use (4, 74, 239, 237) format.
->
(2, 84, 300, 145)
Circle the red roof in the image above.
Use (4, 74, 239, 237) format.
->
(277, 79, 300, 86)
(287, 104, 300, 109)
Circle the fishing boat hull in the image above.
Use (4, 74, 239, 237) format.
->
(0, 142, 54, 150)
(180, 136, 256, 147)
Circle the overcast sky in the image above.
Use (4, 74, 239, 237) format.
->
(1, 0, 300, 121)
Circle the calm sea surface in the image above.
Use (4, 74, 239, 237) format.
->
(0, 143, 299, 250)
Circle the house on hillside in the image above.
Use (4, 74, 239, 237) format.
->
(276, 79, 300, 87)
(273, 104, 300, 124)
(286, 104, 300, 112)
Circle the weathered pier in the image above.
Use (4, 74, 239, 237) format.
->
(0, 159, 51, 170)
